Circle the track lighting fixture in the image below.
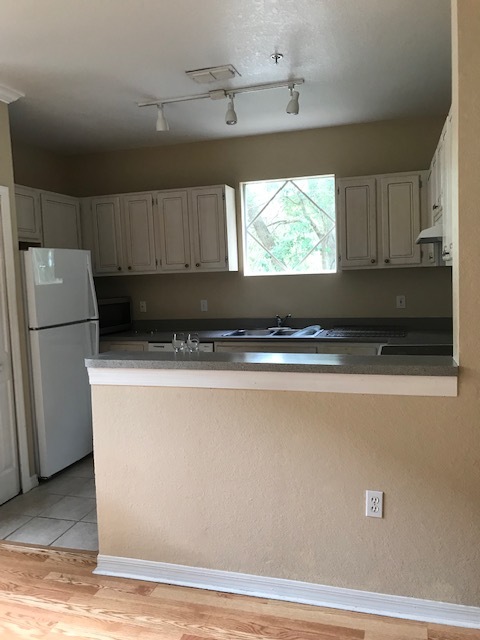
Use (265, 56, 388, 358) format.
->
(138, 78, 304, 132)
(156, 105, 169, 131)
(286, 85, 300, 115)
(225, 94, 237, 125)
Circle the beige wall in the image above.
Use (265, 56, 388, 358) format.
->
(68, 117, 445, 196)
(12, 141, 71, 194)
(95, 265, 452, 321)
(91, 1, 480, 607)
(81, 116, 452, 320)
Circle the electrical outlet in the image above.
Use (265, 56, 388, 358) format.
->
(139, 301, 147, 313)
(366, 490, 384, 518)
(396, 295, 406, 309)
(200, 299, 208, 312)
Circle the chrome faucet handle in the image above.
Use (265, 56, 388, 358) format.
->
(276, 313, 292, 327)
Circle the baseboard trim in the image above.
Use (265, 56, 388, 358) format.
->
(94, 555, 480, 629)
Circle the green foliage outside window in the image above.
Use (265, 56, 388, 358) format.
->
(242, 175, 337, 275)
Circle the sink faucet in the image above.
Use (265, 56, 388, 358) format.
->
(276, 313, 292, 327)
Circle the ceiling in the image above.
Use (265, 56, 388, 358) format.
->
(1, 0, 451, 154)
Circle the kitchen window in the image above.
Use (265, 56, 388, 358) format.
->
(241, 175, 337, 276)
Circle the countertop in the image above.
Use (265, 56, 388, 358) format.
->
(100, 328, 453, 346)
(86, 350, 457, 377)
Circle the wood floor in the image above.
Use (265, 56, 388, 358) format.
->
(0, 543, 477, 640)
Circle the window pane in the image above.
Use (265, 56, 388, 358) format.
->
(243, 175, 336, 275)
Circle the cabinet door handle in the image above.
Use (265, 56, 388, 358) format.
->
(128, 266, 132, 270)
(117, 266, 122, 271)
(370, 258, 376, 264)
(384, 259, 390, 264)
(196, 263, 200, 267)
(185, 263, 189, 268)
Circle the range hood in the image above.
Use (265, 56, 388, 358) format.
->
(416, 223, 443, 244)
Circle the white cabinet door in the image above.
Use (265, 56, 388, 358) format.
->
(190, 187, 228, 271)
(316, 343, 381, 355)
(41, 192, 81, 249)
(122, 193, 156, 273)
(338, 178, 377, 268)
(15, 185, 42, 242)
(155, 190, 192, 272)
(91, 196, 124, 274)
(380, 175, 421, 266)
(214, 342, 317, 353)
(99, 340, 147, 352)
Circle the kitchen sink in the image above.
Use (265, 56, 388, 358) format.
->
(226, 329, 278, 337)
(223, 325, 322, 338)
(274, 328, 298, 336)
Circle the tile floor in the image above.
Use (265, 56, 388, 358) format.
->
(0, 455, 98, 550)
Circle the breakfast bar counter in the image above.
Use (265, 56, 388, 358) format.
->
(86, 351, 458, 396)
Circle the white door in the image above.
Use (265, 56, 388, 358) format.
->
(0, 217, 20, 504)
(24, 248, 98, 328)
(122, 193, 157, 273)
(29, 321, 97, 478)
(155, 190, 191, 272)
(91, 196, 124, 274)
(190, 187, 227, 270)
(41, 192, 81, 249)
(380, 175, 421, 266)
(337, 178, 377, 268)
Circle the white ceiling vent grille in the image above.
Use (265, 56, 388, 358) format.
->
(185, 64, 240, 84)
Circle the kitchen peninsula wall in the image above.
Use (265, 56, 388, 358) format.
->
(13, 115, 453, 319)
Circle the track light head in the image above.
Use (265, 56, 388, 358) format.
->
(156, 104, 169, 131)
(286, 85, 300, 115)
(225, 94, 237, 125)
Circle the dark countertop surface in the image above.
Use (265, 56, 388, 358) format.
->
(86, 351, 458, 377)
(100, 328, 453, 346)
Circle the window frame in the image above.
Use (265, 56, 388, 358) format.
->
(240, 174, 338, 277)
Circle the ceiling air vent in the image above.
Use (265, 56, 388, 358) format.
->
(185, 65, 240, 84)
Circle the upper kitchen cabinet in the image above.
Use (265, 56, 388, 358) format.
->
(122, 193, 157, 273)
(41, 192, 81, 249)
(90, 196, 124, 274)
(427, 110, 453, 265)
(15, 186, 42, 243)
(337, 177, 377, 267)
(380, 175, 421, 266)
(190, 186, 238, 271)
(338, 171, 425, 270)
(442, 111, 454, 265)
(85, 184, 238, 276)
(155, 190, 191, 272)
(16, 186, 82, 249)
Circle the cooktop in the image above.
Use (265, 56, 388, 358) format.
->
(323, 327, 407, 339)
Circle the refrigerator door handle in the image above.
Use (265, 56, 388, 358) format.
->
(87, 258, 99, 320)
(89, 321, 99, 356)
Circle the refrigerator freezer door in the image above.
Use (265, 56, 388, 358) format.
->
(29, 321, 98, 478)
(24, 248, 98, 329)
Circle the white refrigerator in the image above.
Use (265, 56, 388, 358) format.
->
(24, 248, 99, 478)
